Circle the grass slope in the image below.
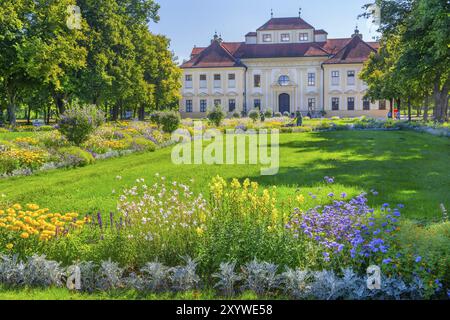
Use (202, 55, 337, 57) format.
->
(0, 131, 448, 221)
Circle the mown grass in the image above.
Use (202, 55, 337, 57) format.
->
(0, 285, 266, 300)
(0, 130, 449, 221)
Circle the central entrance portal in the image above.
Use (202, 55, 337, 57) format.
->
(279, 93, 290, 114)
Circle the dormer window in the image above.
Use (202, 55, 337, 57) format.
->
(278, 75, 290, 86)
(281, 34, 290, 42)
(299, 33, 309, 41)
(263, 34, 272, 42)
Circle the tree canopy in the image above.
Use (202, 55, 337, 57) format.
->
(0, 0, 181, 125)
(360, 0, 449, 121)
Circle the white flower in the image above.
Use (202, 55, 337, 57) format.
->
(116, 175, 122, 180)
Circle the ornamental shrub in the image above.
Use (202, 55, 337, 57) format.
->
(232, 112, 240, 119)
(264, 109, 273, 118)
(58, 103, 105, 146)
(248, 110, 260, 122)
(131, 137, 157, 152)
(207, 106, 226, 127)
(58, 146, 95, 167)
(152, 111, 181, 133)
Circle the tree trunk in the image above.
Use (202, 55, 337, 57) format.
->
(423, 96, 429, 121)
(112, 103, 120, 121)
(26, 106, 31, 125)
(138, 106, 145, 121)
(389, 99, 393, 118)
(53, 93, 67, 115)
(395, 98, 401, 120)
(6, 91, 17, 127)
(433, 80, 449, 122)
(408, 98, 412, 122)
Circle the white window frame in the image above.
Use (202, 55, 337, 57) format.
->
(200, 99, 207, 113)
(299, 33, 309, 41)
(254, 74, 261, 88)
(228, 99, 236, 112)
(331, 71, 340, 86)
(347, 97, 355, 110)
(332, 97, 339, 110)
(347, 70, 356, 86)
(185, 99, 193, 113)
(199, 74, 207, 89)
(185, 75, 193, 89)
(308, 98, 316, 110)
(308, 73, 316, 86)
(281, 33, 290, 42)
(214, 74, 221, 88)
(228, 73, 236, 88)
(263, 34, 272, 42)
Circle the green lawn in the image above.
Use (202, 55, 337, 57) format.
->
(0, 286, 264, 300)
(0, 130, 449, 221)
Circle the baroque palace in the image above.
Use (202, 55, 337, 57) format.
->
(180, 14, 386, 118)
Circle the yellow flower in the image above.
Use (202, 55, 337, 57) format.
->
(6, 243, 13, 250)
(196, 227, 204, 236)
(12, 204, 22, 210)
(20, 232, 30, 239)
(296, 194, 305, 204)
(26, 204, 40, 210)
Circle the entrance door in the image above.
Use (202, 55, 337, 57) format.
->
(279, 93, 290, 114)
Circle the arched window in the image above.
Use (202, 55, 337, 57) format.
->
(278, 75, 290, 86)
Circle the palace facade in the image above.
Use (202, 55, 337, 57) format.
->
(180, 16, 386, 118)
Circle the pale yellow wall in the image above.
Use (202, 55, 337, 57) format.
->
(180, 62, 386, 119)
(180, 67, 245, 117)
(323, 63, 386, 118)
(242, 57, 324, 113)
(256, 29, 314, 44)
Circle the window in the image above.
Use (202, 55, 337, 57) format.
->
(308, 98, 316, 110)
(200, 74, 207, 88)
(263, 34, 272, 42)
(347, 71, 355, 85)
(228, 74, 236, 88)
(278, 75, 290, 86)
(331, 71, 340, 86)
(332, 98, 339, 111)
(214, 99, 221, 107)
(308, 73, 316, 86)
(281, 33, 290, 42)
(363, 98, 370, 110)
(185, 100, 193, 113)
(254, 99, 261, 109)
(214, 74, 221, 88)
(200, 99, 207, 113)
(347, 97, 355, 110)
(379, 100, 387, 110)
(185, 75, 193, 88)
(228, 99, 236, 112)
(299, 33, 308, 41)
(254, 74, 261, 88)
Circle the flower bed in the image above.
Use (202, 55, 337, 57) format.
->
(0, 122, 171, 177)
(1, 176, 448, 299)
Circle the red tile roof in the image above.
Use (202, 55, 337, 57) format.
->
(323, 36, 376, 64)
(181, 41, 244, 68)
(183, 36, 379, 68)
(257, 17, 314, 31)
(314, 29, 328, 35)
(233, 42, 329, 59)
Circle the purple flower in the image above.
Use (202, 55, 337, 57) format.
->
(323, 252, 330, 261)
(324, 176, 334, 184)
(328, 192, 334, 198)
(341, 193, 347, 198)
(382, 258, 392, 264)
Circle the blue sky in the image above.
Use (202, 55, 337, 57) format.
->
(150, 0, 380, 63)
